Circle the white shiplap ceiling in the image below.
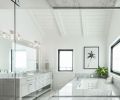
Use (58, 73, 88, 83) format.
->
(27, 9, 112, 40)
(0, 9, 112, 41)
(54, 9, 83, 36)
(28, 9, 61, 39)
(81, 9, 112, 36)
(0, 0, 117, 42)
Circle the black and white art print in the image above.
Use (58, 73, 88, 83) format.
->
(84, 46, 99, 69)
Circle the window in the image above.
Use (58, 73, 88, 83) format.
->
(15, 50, 27, 72)
(58, 49, 73, 71)
(111, 39, 120, 75)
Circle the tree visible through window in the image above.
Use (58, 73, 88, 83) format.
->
(58, 49, 73, 71)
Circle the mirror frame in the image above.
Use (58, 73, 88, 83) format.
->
(11, 39, 39, 73)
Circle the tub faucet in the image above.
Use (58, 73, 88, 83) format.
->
(90, 74, 94, 78)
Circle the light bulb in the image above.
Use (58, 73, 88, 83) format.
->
(2, 32, 7, 38)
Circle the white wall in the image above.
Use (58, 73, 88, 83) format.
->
(42, 35, 107, 89)
(107, 9, 120, 79)
(0, 9, 42, 72)
(16, 10, 42, 42)
(0, 39, 12, 71)
(16, 10, 44, 70)
(107, 10, 120, 90)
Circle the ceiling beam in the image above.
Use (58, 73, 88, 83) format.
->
(53, 7, 120, 9)
(78, 10, 84, 37)
(47, 0, 119, 9)
(52, 10, 67, 37)
(26, 10, 44, 42)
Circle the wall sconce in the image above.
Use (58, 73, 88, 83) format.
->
(0, 30, 40, 48)
(9, 30, 14, 40)
(0, 30, 22, 41)
(34, 41, 40, 48)
(29, 41, 40, 48)
(10, 30, 22, 40)
(0, 31, 13, 40)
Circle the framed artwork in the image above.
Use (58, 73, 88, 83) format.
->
(84, 46, 99, 69)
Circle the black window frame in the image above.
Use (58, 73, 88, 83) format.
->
(58, 49, 73, 72)
(111, 38, 120, 75)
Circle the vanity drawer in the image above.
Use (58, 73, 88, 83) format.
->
(28, 83, 35, 93)
(27, 79, 35, 93)
(20, 78, 27, 85)
(20, 77, 36, 95)
(21, 84, 28, 97)
(36, 76, 44, 90)
(35, 73, 52, 90)
(36, 81, 43, 90)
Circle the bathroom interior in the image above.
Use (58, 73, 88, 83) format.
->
(0, 0, 120, 100)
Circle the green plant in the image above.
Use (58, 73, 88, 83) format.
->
(96, 67, 108, 78)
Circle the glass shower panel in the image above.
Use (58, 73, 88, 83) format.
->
(0, 0, 16, 100)
(15, 0, 44, 100)
(15, 0, 120, 100)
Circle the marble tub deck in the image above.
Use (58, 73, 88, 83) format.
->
(37, 78, 120, 100)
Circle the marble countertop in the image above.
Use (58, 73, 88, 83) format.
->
(0, 72, 51, 79)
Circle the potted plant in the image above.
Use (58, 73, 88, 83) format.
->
(96, 67, 108, 78)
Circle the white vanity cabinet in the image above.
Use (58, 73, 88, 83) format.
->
(0, 72, 52, 100)
(20, 77, 36, 97)
(39, 73, 52, 87)
(36, 74, 46, 90)
(19, 72, 52, 97)
(27, 77, 36, 94)
(35, 73, 52, 90)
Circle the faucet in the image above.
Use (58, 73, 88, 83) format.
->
(90, 74, 94, 78)
(4, 70, 8, 73)
(75, 73, 79, 80)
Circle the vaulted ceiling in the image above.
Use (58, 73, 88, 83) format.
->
(27, 9, 112, 40)
(0, 0, 118, 42)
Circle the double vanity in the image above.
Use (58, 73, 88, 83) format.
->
(0, 72, 52, 100)
(0, 31, 52, 100)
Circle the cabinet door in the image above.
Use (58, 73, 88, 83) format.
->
(20, 79, 28, 97)
(36, 75, 44, 90)
(27, 78, 36, 93)
(21, 84, 28, 97)
(35, 73, 52, 91)
(44, 73, 52, 86)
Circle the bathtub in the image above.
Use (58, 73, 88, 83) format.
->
(77, 78, 98, 89)
(52, 78, 120, 100)
(76, 78, 112, 97)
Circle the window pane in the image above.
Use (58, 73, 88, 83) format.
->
(59, 50, 73, 71)
(15, 50, 27, 72)
(112, 42, 120, 73)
